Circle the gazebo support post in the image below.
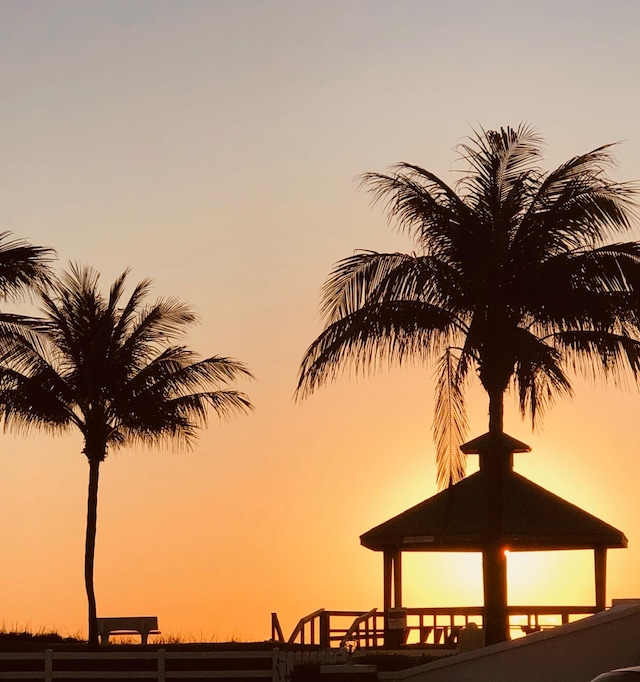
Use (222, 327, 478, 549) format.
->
(482, 546, 508, 644)
(481, 423, 510, 646)
(383, 550, 405, 647)
(595, 547, 607, 612)
(393, 550, 402, 607)
(383, 551, 393, 613)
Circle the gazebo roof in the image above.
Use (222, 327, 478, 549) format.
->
(460, 432, 531, 455)
(360, 469, 627, 553)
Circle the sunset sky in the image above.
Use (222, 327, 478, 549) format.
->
(2, 0, 640, 642)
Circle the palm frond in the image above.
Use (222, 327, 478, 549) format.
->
(121, 351, 253, 407)
(115, 389, 253, 450)
(320, 252, 410, 323)
(551, 330, 640, 387)
(509, 329, 573, 426)
(120, 298, 198, 361)
(360, 165, 471, 251)
(432, 349, 469, 489)
(455, 124, 543, 213)
(0, 232, 55, 300)
(516, 147, 639, 258)
(296, 301, 459, 399)
(511, 245, 640, 336)
(0, 367, 77, 435)
(320, 251, 462, 325)
(111, 276, 154, 342)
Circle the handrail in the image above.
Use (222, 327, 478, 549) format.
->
(507, 605, 596, 614)
(401, 605, 596, 615)
(287, 608, 325, 645)
(271, 612, 285, 643)
(342, 608, 378, 643)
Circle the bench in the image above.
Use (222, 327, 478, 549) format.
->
(97, 616, 160, 645)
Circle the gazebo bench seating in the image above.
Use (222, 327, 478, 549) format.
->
(97, 616, 160, 645)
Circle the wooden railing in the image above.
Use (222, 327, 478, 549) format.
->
(271, 612, 285, 643)
(0, 648, 351, 682)
(506, 604, 596, 634)
(274, 605, 599, 649)
(0, 649, 277, 681)
(342, 608, 381, 648)
(274, 609, 384, 648)
(285, 608, 329, 646)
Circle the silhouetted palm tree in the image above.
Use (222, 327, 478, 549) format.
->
(296, 125, 640, 644)
(0, 265, 253, 647)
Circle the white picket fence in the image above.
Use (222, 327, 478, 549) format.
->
(0, 647, 349, 681)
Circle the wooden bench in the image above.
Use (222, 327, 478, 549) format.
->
(97, 616, 160, 645)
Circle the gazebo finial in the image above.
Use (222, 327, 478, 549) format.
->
(460, 431, 531, 471)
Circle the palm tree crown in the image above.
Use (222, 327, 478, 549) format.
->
(0, 264, 253, 646)
(297, 124, 640, 488)
(0, 264, 253, 452)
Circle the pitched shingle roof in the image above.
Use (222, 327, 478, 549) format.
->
(360, 470, 627, 553)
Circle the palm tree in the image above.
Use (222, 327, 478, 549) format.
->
(296, 125, 640, 644)
(0, 265, 253, 648)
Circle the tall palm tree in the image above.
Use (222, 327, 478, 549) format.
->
(0, 265, 253, 648)
(296, 125, 640, 644)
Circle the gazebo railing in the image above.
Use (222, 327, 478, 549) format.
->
(506, 604, 596, 634)
(403, 605, 596, 645)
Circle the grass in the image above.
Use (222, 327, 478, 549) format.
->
(0, 625, 276, 652)
(0, 625, 85, 651)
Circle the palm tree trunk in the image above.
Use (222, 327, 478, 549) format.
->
(483, 387, 509, 645)
(488, 385, 504, 434)
(85, 458, 101, 649)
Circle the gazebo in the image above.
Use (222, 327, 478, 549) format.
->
(360, 432, 627, 644)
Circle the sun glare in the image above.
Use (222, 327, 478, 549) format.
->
(395, 550, 596, 610)
(401, 553, 483, 607)
(506, 551, 595, 604)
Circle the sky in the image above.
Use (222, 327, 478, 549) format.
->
(2, 0, 640, 642)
